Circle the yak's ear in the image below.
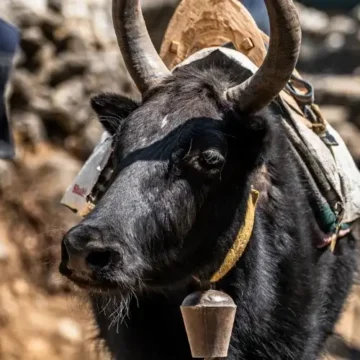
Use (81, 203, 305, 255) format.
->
(90, 92, 139, 135)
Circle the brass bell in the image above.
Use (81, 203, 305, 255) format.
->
(180, 290, 237, 358)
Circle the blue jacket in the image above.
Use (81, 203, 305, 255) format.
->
(0, 18, 20, 159)
(242, 0, 270, 36)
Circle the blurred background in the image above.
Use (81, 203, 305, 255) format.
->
(0, 0, 359, 359)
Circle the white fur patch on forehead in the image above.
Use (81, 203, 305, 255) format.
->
(173, 47, 259, 74)
(161, 115, 169, 129)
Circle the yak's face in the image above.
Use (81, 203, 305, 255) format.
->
(60, 57, 272, 293)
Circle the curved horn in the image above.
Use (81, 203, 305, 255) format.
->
(112, 0, 171, 93)
(225, 0, 302, 113)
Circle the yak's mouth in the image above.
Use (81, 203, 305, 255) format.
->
(59, 262, 121, 292)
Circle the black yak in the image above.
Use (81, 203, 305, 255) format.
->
(59, 0, 357, 359)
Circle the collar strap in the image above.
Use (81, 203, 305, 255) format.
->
(210, 189, 259, 283)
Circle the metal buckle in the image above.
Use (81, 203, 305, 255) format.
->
(285, 74, 315, 106)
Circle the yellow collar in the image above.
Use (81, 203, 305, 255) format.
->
(210, 189, 259, 283)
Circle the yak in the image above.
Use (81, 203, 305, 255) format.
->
(59, 0, 357, 359)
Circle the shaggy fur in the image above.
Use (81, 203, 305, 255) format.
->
(60, 50, 357, 360)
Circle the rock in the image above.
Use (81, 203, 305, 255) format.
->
(0, 242, 10, 263)
(85, 50, 137, 97)
(15, 0, 47, 13)
(12, 112, 47, 146)
(329, 15, 357, 35)
(325, 33, 346, 51)
(30, 77, 91, 139)
(306, 75, 360, 107)
(59, 0, 180, 50)
(57, 318, 82, 343)
(9, 3, 53, 29)
(20, 27, 45, 57)
(48, 0, 63, 13)
(24, 236, 38, 252)
(64, 120, 103, 161)
(12, 48, 27, 69)
(296, 2, 330, 36)
(52, 78, 84, 105)
(33, 42, 56, 71)
(321, 105, 360, 161)
(40, 53, 89, 87)
(62, 0, 93, 19)
(22, 44, 54, 73)
(351, 5, 360, 23)
(30, 90, 54, 120)
(45, 272, 70, 294)
(320, 106, 349, 127)
(299, 39, 323, 65)
(0, 160, 16, 190)
(353, 113, 360, 130)
(332, 121, 360, 161)
(27, 337, 54, 359)
(9, 70, 35, 110)
(295, 3, 360, 75)
(55, 31, 89, 54)
(38, 11, 63, 40)
(12, 279, 29, 296)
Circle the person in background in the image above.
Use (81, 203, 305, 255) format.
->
(0, 18, 20, 160)
(242, 0, 270, 36)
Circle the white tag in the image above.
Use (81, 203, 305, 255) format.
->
(61, 132, 113, 217)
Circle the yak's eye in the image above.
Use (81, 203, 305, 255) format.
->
(185, 148, 226, 179)
(198, 149, 225, 170)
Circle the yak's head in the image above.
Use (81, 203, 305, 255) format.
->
(60, 0, 301, 294)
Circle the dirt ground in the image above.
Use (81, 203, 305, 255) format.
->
(326, 284, 360, 360)
(0, 145, 109, 360)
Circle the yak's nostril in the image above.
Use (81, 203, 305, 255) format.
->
(86, 250, 112, 269)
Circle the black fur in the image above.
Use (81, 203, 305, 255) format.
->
(61, 50, 357, 360)
(90, 93, 139, 135)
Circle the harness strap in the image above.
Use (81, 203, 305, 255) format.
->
(210, 189, 259, 283)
